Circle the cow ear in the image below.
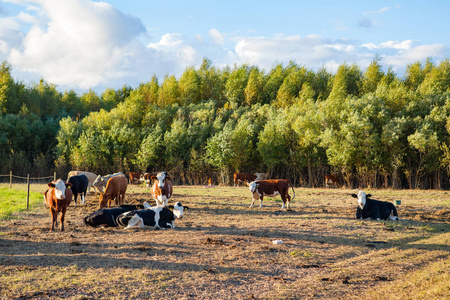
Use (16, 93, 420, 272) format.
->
(151, 175, 157, 180)
(183, 206, 189, 210)
(351, 194, 358, 198)
(168, 205, 174, 210)
(256, 184, 260, 187)
(48, 182, 55, 188)
(366, 194, 372, 198)
(166, 176, 171, 180)
(65, 182, 72, 188)
(245, 182, 250, 186)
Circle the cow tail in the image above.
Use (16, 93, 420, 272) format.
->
(289, 181, 295, 201)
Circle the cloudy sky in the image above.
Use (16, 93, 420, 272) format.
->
(0, 0, 449, 93)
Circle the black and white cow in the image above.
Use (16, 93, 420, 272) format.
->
(68, 174, 89, 207)
(351, 191, 399, 220)
(83, 203, 146, 227)
(116, 202, 189, 229)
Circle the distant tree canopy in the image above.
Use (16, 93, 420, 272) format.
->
(1, 57, 450, 188)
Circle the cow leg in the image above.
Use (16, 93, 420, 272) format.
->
(60, 209, 66, 231)
(259, 195, 263, 209)
(74, 194, 77, 207)
(285, 194, 291, 209)
(50, 208, 57, 231)
(250, 196, 256, 208)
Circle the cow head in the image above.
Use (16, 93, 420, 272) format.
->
(351, 190, 372, 209)
(151, 172, 171, 189)
(99, 193, 110, 208)
(168, 201, 189, 219)
(48, 179, 72, 200)
(248, 181, 259, 194)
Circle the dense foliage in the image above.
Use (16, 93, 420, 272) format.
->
(1, 58, 450, 188)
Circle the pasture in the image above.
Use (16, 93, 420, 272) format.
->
(0, 184, 449, 299)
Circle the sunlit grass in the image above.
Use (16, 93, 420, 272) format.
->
(0, 187, 45, 220)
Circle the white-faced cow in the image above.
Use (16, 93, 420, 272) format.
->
(248, 179, 295, 209)
(93, 172, 124, 193)
(44, 179, 73, 231)
(116, 202, 189, 229)
(351, 191, 399, 220)
(68, 174, 89, 207)
(67, 171, 98, 193)
(151, 171, 173, 206)
(325, 174, 341, 188)
(99, 175, 128, 208)
(84, 203, 146, 227)
(234, 173, 257, 186)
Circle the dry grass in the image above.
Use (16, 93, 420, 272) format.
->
(0, 184, 449, 299)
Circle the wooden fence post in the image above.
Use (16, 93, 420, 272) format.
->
(9, 171, 12, 189)
(27, 174, 30, 211)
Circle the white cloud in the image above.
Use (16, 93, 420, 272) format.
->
(364, 7, 391, 15)
(209, 28, 224, 45)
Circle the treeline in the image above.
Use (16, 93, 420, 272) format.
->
(1, 58, 450, 188)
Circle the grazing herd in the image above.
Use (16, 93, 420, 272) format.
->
(42, 171, 401, 232)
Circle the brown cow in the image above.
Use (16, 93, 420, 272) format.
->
(151, 171, 173, 206)
(248, 179, 295, 209)
(99, 175, 128, 208)
(325, 174, 341, 188)
(44, 179, 73, 231)
(234, 172, 257, 186)
(129, 172, 143, 185)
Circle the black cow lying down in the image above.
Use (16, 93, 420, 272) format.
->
(351, 191, 399, 220)
(84, 204, 145, 227)
(116, 202, 189, 229)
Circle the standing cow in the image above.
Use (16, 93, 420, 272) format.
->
(67, 171, 98, 193)
(44, 179, 73, 231)
(151, 172, 173, 206)
(325, 174, 341, 188)
(129, 172, 143, 185)
(93, 172, 124, 193)
(99, 175, 128, 208)
(234, 173, 257, 186)
(248, 179, 295, 209)
(68, 174, 89, 207)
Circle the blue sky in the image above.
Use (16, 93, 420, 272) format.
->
(0, 0, 449, 93)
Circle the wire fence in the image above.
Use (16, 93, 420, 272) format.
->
(0, 171, 56, 210)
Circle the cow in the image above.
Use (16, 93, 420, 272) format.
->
(140, 172, 158, 187)
(68, 174, 89, 207)
(116, 202, 189, 229)
(255, 173, 268, 181)
(93, 172, 124, 193)
(43, 179, 73, 231)
(83, 203, 146, 227)
(234, 172, 257, 186)
(248, 179, 295, 209)
(325, 174, 341, 188)
(151, 171, 173, 206)
(351, 191, 399, 220)
(99, 175, 128, 208)
(67, 171, 98, 193)
(129, 172, 143, 185)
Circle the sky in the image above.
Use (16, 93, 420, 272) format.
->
(0, 0, 449, 93)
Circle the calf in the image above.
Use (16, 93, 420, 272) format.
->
(129, 172, 143, 185)
(99, 175, 128, 208)
(67, 171, 98, 193)
(351, 191, 399, 220)
(248, 179, 295, 209)
(234, 172, 257, 186)
(44, 179, 73, 231)
(140, 172, 158, 187)
(151, 171, 173, 206)
(325, 174, 340, 188)
(68, 174, 89, 207)
(84, 203, 146, 227)
(93, 172, 124, 193)
(116, 202, 189, 229)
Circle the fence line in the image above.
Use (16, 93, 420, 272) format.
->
(0, 171, 56, 210)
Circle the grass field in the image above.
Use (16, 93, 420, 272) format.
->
(0, 184, 449, 299)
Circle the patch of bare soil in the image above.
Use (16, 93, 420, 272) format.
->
(0, 187, 449, 299)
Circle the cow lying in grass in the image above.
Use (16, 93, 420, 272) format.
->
(351, 191, 399, 220)
(84, 204, 146, 227)
(116, 202, 189, 229)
